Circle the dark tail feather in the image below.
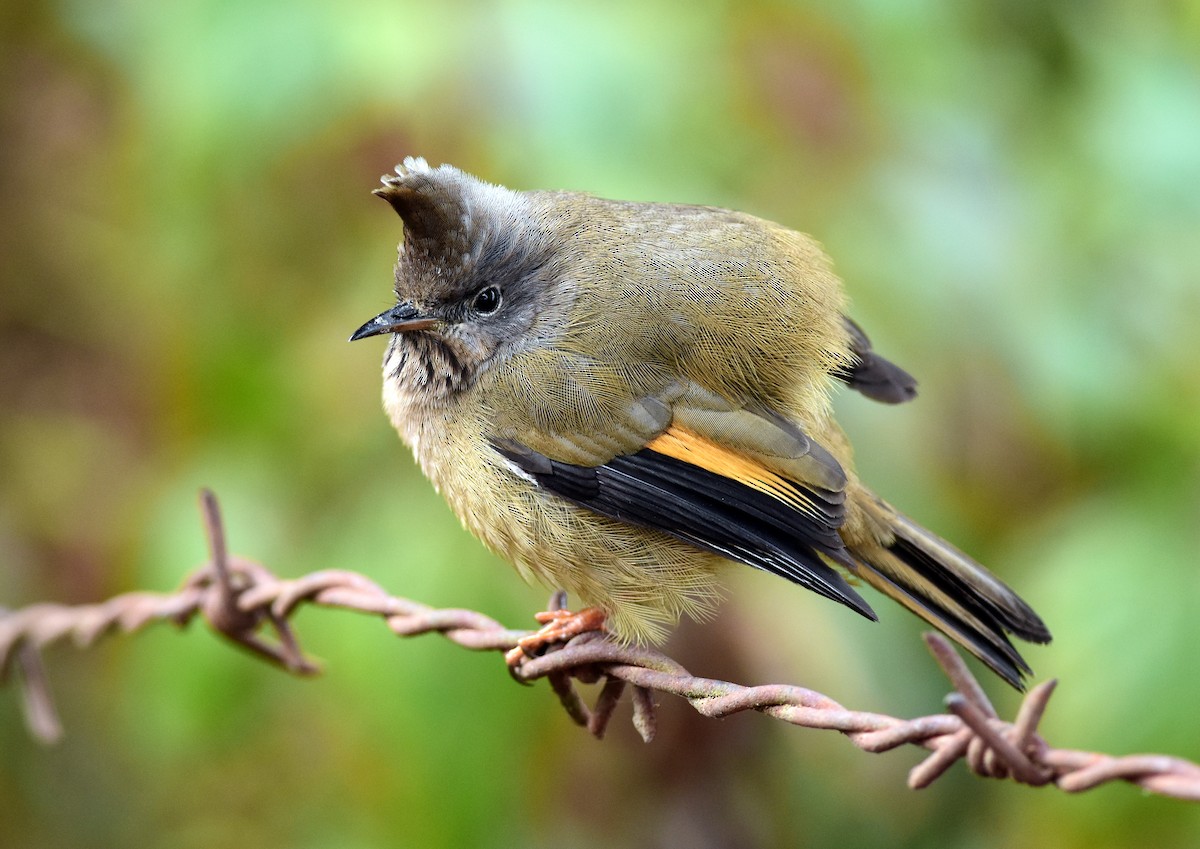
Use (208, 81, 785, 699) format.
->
(850, 498, 1051, 689)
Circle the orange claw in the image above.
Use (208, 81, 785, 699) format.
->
(505, 606, 607, 667)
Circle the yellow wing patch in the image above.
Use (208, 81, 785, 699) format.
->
(645, 424, 819, 516)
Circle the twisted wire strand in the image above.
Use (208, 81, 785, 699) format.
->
(1, 489, 1198, 801)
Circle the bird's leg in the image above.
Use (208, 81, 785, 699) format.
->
(505, 606, 607, 667)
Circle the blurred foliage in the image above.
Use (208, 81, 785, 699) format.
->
(2, 0, 1199, 847)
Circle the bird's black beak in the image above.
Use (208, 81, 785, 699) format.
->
(349, 302, 439, 341)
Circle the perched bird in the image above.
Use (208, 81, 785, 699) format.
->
(351, 157, 1051, 687)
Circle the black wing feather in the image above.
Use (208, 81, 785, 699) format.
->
(493, 441, 877, 621)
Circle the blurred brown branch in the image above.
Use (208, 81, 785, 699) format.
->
(2, 489, 1198, 801)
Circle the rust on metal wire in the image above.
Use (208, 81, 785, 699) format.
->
(0, 488, 1198, 802)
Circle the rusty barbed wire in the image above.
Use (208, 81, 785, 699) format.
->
(2, 489, 1198, 801)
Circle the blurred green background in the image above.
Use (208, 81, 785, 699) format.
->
(2, 1, 1199, 847)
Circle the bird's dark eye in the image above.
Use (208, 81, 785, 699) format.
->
(472, 285, 502, 315)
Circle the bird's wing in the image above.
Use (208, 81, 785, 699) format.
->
(833, 316, 918, 404)
(491, 384, 876, 620)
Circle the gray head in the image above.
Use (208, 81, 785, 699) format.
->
(350, 158, 571, 397)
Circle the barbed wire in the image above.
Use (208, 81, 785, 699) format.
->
(2, 489, 1198, 801)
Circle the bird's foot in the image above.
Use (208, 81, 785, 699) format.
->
(505, 606, 607, 667)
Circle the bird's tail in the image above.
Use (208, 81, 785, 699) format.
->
(848, 493, 1051, 688)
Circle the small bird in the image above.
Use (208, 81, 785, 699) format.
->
(351, 157, 1051, 687)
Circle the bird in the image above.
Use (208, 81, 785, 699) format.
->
(350, 157, 1051, 688)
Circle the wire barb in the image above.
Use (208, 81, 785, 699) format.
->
(1, 489, 1198, 801)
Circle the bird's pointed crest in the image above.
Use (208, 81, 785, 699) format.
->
(373, 157, 471, 256)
